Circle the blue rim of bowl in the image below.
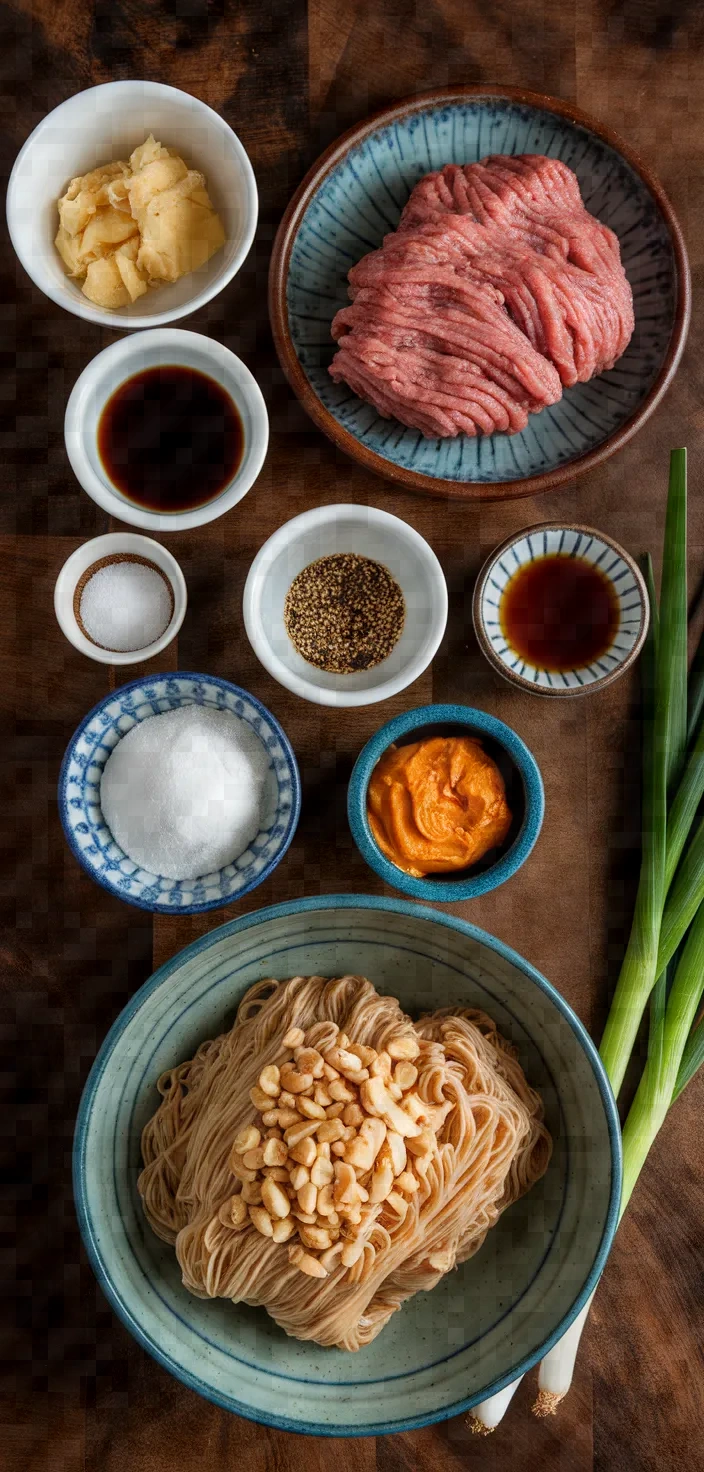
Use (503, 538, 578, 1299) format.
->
(57, 672, 302, 915)
(72, 893, 622, 1437)
(347, 704, 545, 901)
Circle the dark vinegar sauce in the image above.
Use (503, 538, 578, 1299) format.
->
(500, 554, 620, 671)
(98, 365, 244, 513)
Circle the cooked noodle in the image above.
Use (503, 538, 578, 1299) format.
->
(139, 974, 551, 1350)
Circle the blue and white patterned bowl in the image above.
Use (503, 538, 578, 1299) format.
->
(270, 87, 689, 500)
(58, 673, 301, 914)
(473, 523, 649, 696)
(347, 704, 544, 900)
(73, 895, 621, 1435)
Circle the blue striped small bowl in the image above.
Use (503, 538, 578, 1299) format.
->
(473, 524, 649, 696)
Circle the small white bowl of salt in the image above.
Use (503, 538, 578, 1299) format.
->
(54, 533, 187, 664)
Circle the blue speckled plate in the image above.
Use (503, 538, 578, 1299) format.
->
(73, 896, 621, 1435)
(58, 673, 300, 914)
(270, 87, 689, 499)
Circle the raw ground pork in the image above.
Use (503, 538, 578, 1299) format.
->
(329, 155, 634, 439)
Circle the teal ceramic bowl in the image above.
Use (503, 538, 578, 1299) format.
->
(73, 895, 620, 1435)
(347, 704, 544, 901)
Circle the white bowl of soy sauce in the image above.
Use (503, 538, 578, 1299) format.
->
(64, 329, 269, 530)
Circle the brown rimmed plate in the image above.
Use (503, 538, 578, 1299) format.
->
(269, 86, 690, 502)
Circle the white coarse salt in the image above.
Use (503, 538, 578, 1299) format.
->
(79, 559, 173, 652)
(100, 704, 271, 880)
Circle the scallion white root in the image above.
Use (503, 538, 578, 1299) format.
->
(533, 1296, 594, 1415)
(467, 1375, 523, 1433)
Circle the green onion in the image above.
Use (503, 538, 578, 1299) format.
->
(473, 451, 704, 1433)
(645, 963, 669, 1092)
(686, 620, 704, 748)
(664, 716, 704, 890)
(620, 899, 704, 1209)
(657, 812, 704, 972)
(532, 923, 704, 1423)
(518, 449, 704, 1427)
(673, 1009, 704, 1100)
(599, 450, 687, 1098)
(598, 452, 689, 1097)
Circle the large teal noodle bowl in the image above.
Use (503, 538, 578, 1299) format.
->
(73, 895, 621, 1435)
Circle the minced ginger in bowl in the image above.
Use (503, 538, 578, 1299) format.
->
(7, 81, 256, 327)
(55, 134, 226, 311)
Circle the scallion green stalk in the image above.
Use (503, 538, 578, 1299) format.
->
(664, 715, 704, 889)
(620, 899, 704, 1208)
(672, 1010, 704, 1099)
(686, 621, 704, 748)
(657, 812, 704, 972)
(599, 450, 688, 1098)
(533, 915, 704, 1422)
(525, 449, 704, 1426)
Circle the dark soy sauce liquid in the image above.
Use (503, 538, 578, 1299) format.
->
(98, 365, 244, 513)
(500, 554, 620, 671)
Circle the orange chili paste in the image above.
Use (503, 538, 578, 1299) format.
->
(367, 735, 512, 878)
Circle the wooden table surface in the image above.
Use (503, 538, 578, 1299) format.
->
(3, 2, 704, 1469)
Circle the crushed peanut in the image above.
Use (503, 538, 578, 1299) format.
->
(219, 1021, 453, 1283)
(283, 1026, 305, 1049)
(258, 1064, 281, 1096)
(262, 1137, 288, 1168)
(234, 1124, 260, 1155)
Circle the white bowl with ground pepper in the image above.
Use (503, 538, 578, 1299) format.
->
(242, 505, 448, 707)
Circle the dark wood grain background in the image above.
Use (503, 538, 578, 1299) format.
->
(2, 2, 703, 1469)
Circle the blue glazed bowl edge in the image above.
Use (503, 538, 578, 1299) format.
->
(347, 704, 545, 901)
(72, 892, 622, 1436)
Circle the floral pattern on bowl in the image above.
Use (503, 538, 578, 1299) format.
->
(58, 673, 301, 913)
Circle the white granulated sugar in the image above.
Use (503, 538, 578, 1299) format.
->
(80, 560, 172, 652)
(100, 704, 271, 880)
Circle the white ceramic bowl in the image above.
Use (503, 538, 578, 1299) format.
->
(243, 504, 448, 707)
(5, 82, 259, 329)
(54, 532, 187, 666)
(64, 329, 269, 531)
(6, 80, 257, 329)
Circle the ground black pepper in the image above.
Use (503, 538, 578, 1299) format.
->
(284, 553, 405, 674)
